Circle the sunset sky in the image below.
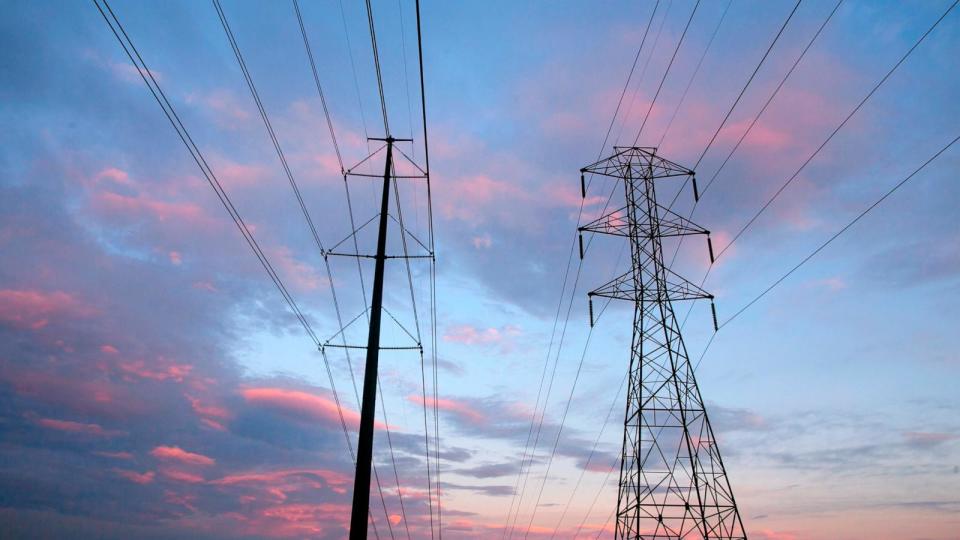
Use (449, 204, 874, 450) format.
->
(1, 0, 959, 539)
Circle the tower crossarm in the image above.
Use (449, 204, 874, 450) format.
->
(579, 204, 709, 239)
(581, 146, 694, 180)
(588, 268, 713, 303)
(655, 203, 710, 237)
(578, 206, 631, 237)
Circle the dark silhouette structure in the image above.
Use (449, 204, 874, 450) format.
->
(579, 147, 746, 539)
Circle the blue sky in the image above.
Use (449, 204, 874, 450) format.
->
(1, 1, 958, 538)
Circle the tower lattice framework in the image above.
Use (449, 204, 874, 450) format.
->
(579, 147, 747, 539)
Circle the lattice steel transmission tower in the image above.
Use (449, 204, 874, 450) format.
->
(579, 147, 747, 539)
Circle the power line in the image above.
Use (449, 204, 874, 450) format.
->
(541, 11, 721, 523)
(592, 504, 618, 540)
(715, 0, 959, 260)
(507, 166, 626, 536)
(91, 0, 318, 346)
(700, 0, 843, 199)
(664, 0, 843, 277)
(691, 132, 957, 375)
(720, 133, 959, 331)
(612, 0, 673, 148)
(365, 0, 390, 135)
(414, 0, 442, 536)
(510, 0, 710, 528)
(377, 384, 412, 540)
(91, 2, 392, 535)
(509, 7, 706, 537)
(689, 0, 802, 171)
(501, 4, 661, 534)
(213, 2, 410, 535)
(632, 0, 702, 144)
(212, 0, 325, 258)
(388, 162, 421, 540)
(662, 0, 844, 353)
(291, 0, 372, 336)
(571, 455, 618, 539)
(505, 253, 586, 539)
(548, 373, 627, 539)
(597, 0, 662, 162)
(396, 0, 416, 146)
(293, 0, 344, 173)
(518, 250, 626, 538)
(338, 0, 372, 144)
(657, 0, 733, 149)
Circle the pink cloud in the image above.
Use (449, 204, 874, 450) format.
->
(4, 368, 142, 419)
(150, 445, 215, 467)
(443, 324, 521, 347)
(192, 281, 218, 292)
(114, 64, 157, 83)
(117, 359, 193, 383)
(817, 277, 846, 292)
(187, 395, 230, 431)
(711, 230, 737, 264)
(0, 289, 94, 330)
(440, 174, 528, 226)
(542, 183, 606, 210)
(903, 431, 959, 447)
(718, 117, 792, 151)
(472, 234, 492, 249)
(270, 246, 325, 291)
(310, 153, 342, 177)
(187, 395, 229, 420)
(206, 466, 355, 537)
(241, 387, 380, 430)
(408, 395, 486, 425)
(211, 469, 353, 536)
(168, 251, 182, 265)
(457, 175, 521, 202)
(95, 167, 132, 185)
(35, 417, 117, 437)
(212, 468, 350, 495)
(163, 490, 199, 512)
(92, 191, 211, 225)
(751, 529, 797, 540)
(216, 160, 269, 187)
(114, 469, 155, 485)
(581, 459, 616, 473)
(161, 468, 206, 484)
(243, 503, 350, 538)
(95, 451, 133, 460)
(185, 89, 251, 128)
(100, 344, 119, 355)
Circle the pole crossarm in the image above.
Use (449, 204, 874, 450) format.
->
(325, 251, 433, 260)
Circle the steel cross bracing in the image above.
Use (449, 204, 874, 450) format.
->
(579, 147, 746, 539)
